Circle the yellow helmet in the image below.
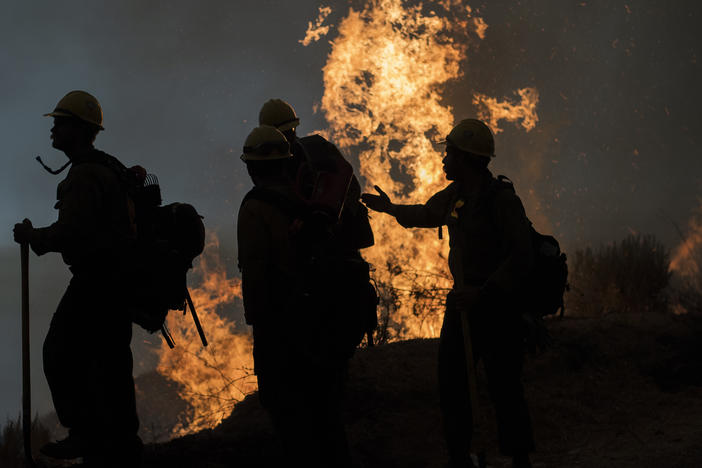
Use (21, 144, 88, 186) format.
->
(240, 125, 293, 161)
(445, 119, 495, 158)
(44, 90, 104, 130)
(258, 99, 300, 132)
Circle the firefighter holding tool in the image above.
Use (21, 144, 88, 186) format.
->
(13, 91, 142, 467)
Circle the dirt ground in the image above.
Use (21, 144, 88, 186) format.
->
(133, 311, 702, 468)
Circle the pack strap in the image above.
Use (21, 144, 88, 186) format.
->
(496, 174, 515, 190)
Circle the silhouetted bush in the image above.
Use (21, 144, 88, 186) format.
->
(372, 264, 450, 344)
(669, 227, 702, 315)
(0, 416, 51, 468)
(566, 234, 671, 315)
(670, 277, 702, 316)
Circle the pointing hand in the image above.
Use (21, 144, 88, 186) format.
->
(361, 185, 394, 214)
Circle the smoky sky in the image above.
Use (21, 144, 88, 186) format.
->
(1, 0, 700, 421)
(452, 0, 702, 247)
(0, 0, 331, 422)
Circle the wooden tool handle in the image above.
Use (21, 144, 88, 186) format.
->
(21, 243, 35, 467)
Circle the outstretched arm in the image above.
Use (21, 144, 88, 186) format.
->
(362, 184, 455, 229)
(361, 185, 397, 216)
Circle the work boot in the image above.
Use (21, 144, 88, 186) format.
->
(40, 434, 86, 459)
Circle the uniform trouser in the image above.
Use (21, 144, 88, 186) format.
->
(438, 297, 534, 465)
(43, 270, 140, 464)
(256, 362, 351, 468)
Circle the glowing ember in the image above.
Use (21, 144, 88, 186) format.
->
(156, 235, 256, 436)
(311, 0, 539, 339)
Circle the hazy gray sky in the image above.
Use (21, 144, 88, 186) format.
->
(2, 0, 700, 421)
(1, 0, 332, 421)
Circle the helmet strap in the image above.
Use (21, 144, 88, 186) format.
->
(35, 155, 72, 175)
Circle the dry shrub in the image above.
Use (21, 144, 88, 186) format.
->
(669, 226, 702, 315)
(566, 234, 671, 316)
(0, 416, 51, 468)
(673, 283, 702, 316)
(372, 265, 450, 344)
(670, 273, 702, 316)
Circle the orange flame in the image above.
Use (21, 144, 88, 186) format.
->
(300, 5, 333, 46)
(473, 87, 540, 134)
(313, 0, 539, 339)
(155, 1, 542, 436)
(156, 235, 256, 436)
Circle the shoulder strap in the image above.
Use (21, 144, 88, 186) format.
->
(491, 175, 534, 230)
(486, 175, 516, 205)
(475, 174, 525, 230)
(495, 174, 515, 192)
(84, 150, 143, 190)
(469, 175, 514, 213)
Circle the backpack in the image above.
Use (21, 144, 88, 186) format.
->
(241, 186, 378, 358)
(294, 135, 375, 251)
(491, 176, 569, 318)
(294, 135, 354, 220)
(97, 153, 206, 338)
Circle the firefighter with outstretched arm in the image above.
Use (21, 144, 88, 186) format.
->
(362, 119, 535, 468)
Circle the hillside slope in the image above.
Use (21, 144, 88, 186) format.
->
(142, 313, 702, 468)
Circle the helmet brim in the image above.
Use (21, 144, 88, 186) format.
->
(275, 118, 300, 132)
(44, 111, 105, 130)
(44, 110, 74, 118)
(441, 138, 494, 158)
(240, 152, 292, 161)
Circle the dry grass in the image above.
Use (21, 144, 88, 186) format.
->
(566, 234, 671, 316)
(0, 416, 51, 468)
(139, 312, 702, 468)
(10, 234, 702, 467)
(8, 312, 702, 468)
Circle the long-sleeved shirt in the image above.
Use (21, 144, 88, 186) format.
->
(393, 173, 534, 297)
(30, 150, 133, 269)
